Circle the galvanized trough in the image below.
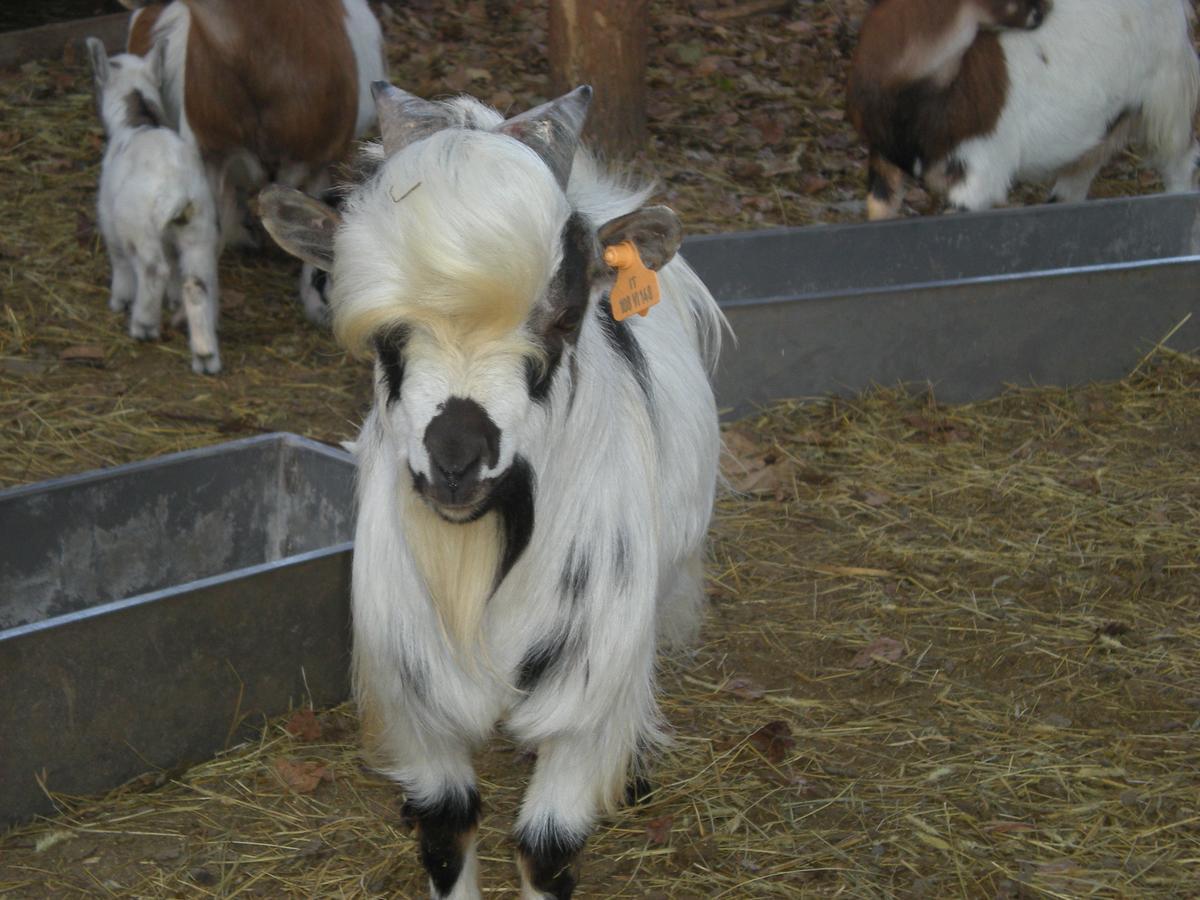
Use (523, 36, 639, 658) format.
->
(3, 192, 1199, 829)
(684, 192, 1200, 415)
(0, 434, 355, 827)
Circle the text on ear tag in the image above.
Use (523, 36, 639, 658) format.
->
(604, 241, 660, 321)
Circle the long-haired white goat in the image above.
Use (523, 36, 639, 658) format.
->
(259, 83, 726, 899)
(847, 0, 1200, 217)
(87, 38, 220, 374)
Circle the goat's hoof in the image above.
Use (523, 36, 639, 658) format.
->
(192, 352, 222, 375)
(130, 321, 160, 341)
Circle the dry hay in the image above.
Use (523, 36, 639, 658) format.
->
(2, 350, 1198, 898)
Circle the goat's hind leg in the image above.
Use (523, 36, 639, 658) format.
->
(129, 250, 168, 341)
(177, 227, 221, 374)
(108, 247, 135, 313)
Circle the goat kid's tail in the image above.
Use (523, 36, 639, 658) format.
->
(1139, 4, 1200, 164)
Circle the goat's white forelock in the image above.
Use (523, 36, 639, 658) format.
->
(331, 125, 570, 353)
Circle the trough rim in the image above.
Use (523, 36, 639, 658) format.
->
(0, 432, 355, 644)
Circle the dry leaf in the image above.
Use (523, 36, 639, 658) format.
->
(850, 637, 904, 669)
(59, 345, 105, 367)
(748, 720, 795, 764)
(723, 677, 766, 701)
(645, 815, 673, 846)
(274, 758, 330, 793)
(285, 708, 322, 742)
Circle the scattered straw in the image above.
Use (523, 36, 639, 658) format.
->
(3, 351, 1197, 897)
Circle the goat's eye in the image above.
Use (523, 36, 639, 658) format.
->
(553, 307, 584, 334)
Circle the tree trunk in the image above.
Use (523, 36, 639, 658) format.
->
(548, 0, 648, 160)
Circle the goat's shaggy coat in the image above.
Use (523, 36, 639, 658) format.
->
(260, 86, 725, 899)
(848, 0, 1200, 217)
(87, 39, 220, 374)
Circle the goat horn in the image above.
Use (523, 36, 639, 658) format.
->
(372, 81, 455, 158)
(496, 85, 592, 189)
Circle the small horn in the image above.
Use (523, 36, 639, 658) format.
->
(372, 81, 455, 157)
(497, 85, 592, 189)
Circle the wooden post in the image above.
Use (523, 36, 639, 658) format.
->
(548, 0, 648, 159)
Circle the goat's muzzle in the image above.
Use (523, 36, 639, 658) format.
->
(417, 397, 502, 522)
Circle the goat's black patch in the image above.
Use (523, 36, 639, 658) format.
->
(624, 776, 655, 806)
(374, 326, 410, 405)
(613, 530, 631, 587)
(310, 267, 330, 303)
(492, 456, 535, 586)
(516, 825, 587, 900)
(559, 541, 590, 606)
(403, 788, 481, 897)
(123, 89, 162, 130)
(943, 156, 966, 185)
(516, 631, 569, 691)
(596, 298, 651, 406)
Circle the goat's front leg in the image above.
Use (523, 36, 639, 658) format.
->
(405, 783, 483, 900)
(368, 714, 483, 900)
(515, 715, 651, 899)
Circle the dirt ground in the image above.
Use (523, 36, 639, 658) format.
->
(1, 0, 1199, 897)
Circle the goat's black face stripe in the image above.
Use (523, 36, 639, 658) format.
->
(596, 298, 652, 407)
(310, 267, 329, 300)
(403, 788, 481, 897)
(374, 326, 410, 405)
(491, 456, 535, 586)
(516, 826, 586, 900)
(123, 89, 162, 130)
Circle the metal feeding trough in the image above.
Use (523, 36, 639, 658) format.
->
(0, 434, 355, 827)
(685, 192, 1200, 415)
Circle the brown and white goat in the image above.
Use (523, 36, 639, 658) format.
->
(847, 0, 1200, 218)
(122, 0, 385, 246)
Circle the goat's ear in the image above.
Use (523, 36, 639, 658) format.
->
(85, 37, 109, 87)
(596, 206, 682, 271)
(257, 184, 341, 271)
(147, 38, 166, 86)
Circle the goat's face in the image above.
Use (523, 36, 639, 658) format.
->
(85, 37, 167, 136)
(257, 85, 682, 524)
(979, 0, 1047, 30)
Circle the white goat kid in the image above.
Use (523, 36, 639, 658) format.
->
(260, 83, 726, 899)
(87, 38, 220, 374)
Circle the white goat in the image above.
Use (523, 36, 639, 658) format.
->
(260, 83, 726, 899)
(847, 0, 1200, 217)
(87, 38, 220, 374)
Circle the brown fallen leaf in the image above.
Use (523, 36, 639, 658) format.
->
(982, 820, 1037, 834)
(274, 758, 330, 794)
(855, 488, 891, 508)
(850, 637, 904, 669)
(645, 815, 673, 846)
(748, 720, 795, 764)
(722, 676, 766, 701)
(59, 345, 105, 367)
(284, 708, 322, 742)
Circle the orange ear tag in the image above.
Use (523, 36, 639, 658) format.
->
(604, 241, 660, 322)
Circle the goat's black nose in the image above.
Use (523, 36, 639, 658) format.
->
(422, 397, 501, 503)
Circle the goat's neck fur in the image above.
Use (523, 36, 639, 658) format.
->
(400, 481, 504, 654)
